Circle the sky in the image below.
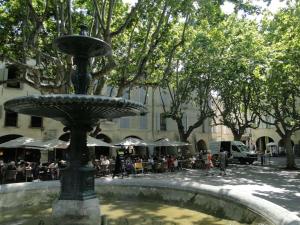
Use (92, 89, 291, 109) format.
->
(221, 0, 288, 14)
(124, 0, 288, 16)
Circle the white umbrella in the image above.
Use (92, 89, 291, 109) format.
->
(86, 136, 115, 147)
(47, 136, 114, 148)
(0, 137, 38, 148)
(0, 136, 113, 149)
(28, 139, 69, 149)
(114, 137, 151, 147)
(153, 138, 190, 147)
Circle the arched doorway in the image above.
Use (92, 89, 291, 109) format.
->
(59, 133, 70, 142)
(197, 140, 207, 152)
(94, 134, 112, 159)
(24, 149, 41, 162)
(256, 136, 274, 152)
(124, 135, 142, 140)
(0, 134, 23, 162)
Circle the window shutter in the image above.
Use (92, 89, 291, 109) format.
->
(166, 118, 169, 131)
(139, 88, 146, 103)
(120, 117, 130, 129)
(0, 68, 8, 82)
(139, 115, 148, 129)
(202, 120, 206, 133)
(156, 112, 160, 131)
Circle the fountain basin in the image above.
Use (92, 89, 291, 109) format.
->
(54, 35, 112, 57)
(1, 179, 299, 225)
(4, 95, 147, 126)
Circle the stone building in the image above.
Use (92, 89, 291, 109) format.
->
(0, 63, 299, 162)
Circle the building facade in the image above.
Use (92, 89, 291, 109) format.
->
(0, 63, 299, 162)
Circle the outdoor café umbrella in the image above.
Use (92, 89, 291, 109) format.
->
(86, 136, 115, 147)
(113, 137, 151, 147)
(0, 136, 114, 149)
(153, 138, 190, 147)
(0, 137, 38, 148)
(0, 137, 44, 162)
(152, 138, 191, 156)
(27, 139, 69, 149)
(29, 136, 114, 149)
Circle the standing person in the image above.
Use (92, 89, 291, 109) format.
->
(219, 150, 227, 176)
(259, 149, 265, 166)
(0, 160, 5, 184)
(205, 150, 213, 175)
(167, 155, 174, 172)
(112, 153, 122, 178)
(250, 143, 256, 152)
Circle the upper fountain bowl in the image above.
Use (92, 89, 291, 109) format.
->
(54, 35, 112, 58)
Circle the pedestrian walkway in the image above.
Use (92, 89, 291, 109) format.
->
(120, 157, 300, 218)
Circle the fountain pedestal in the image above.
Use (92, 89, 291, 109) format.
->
(52, 198, 101, 225)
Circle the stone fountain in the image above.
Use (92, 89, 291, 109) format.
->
(4, 26, 147, 225)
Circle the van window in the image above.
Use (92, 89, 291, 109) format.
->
(232, 145, 240, 152)
(237, 145, 249, 152)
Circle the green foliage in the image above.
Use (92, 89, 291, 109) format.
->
(1, 0, 299, 149)
(192, 15, 267, 139)
(259, 3, 300, 135)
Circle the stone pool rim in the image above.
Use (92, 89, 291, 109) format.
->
(1, 178, 300, 225)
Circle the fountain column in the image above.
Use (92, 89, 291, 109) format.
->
(52, 125, 100, 225)
(52, 26, 102, 225)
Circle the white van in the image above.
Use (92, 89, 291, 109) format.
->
(209, 141, 257, 164)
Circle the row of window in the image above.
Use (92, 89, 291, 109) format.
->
(1, 110, 165, 131)
(3, 111, 43, 128)
(119, 113, 167, 131)
(0, 66, 21, 89)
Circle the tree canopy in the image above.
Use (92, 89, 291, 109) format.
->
(257, 2, 300, 168)
(1, 0, 300, 168)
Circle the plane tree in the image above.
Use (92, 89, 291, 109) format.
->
(157, 2, 226, 143)
(0, 0, 171, 92)
(257, 3, 300, 169)
(156, 1, 269, 143)
(0, 0, 201, 96)
(209, 16, 266, 141)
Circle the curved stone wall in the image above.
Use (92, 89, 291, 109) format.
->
(1, 179, 300, 225)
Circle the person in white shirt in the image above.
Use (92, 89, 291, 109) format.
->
(219, 150, 227, 176)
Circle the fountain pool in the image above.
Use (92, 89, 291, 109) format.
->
(0, 180, 278, 225)
(0, 198, 262, 225)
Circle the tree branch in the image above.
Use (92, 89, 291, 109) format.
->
(110, 0, 142, 36)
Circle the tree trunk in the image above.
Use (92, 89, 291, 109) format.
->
(175, 118, 190, 155)
(232, 130, 243, 141)
(175, 118, 187, 142)
(282, 136, 296, 169)
(116, 86, 126, 97)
